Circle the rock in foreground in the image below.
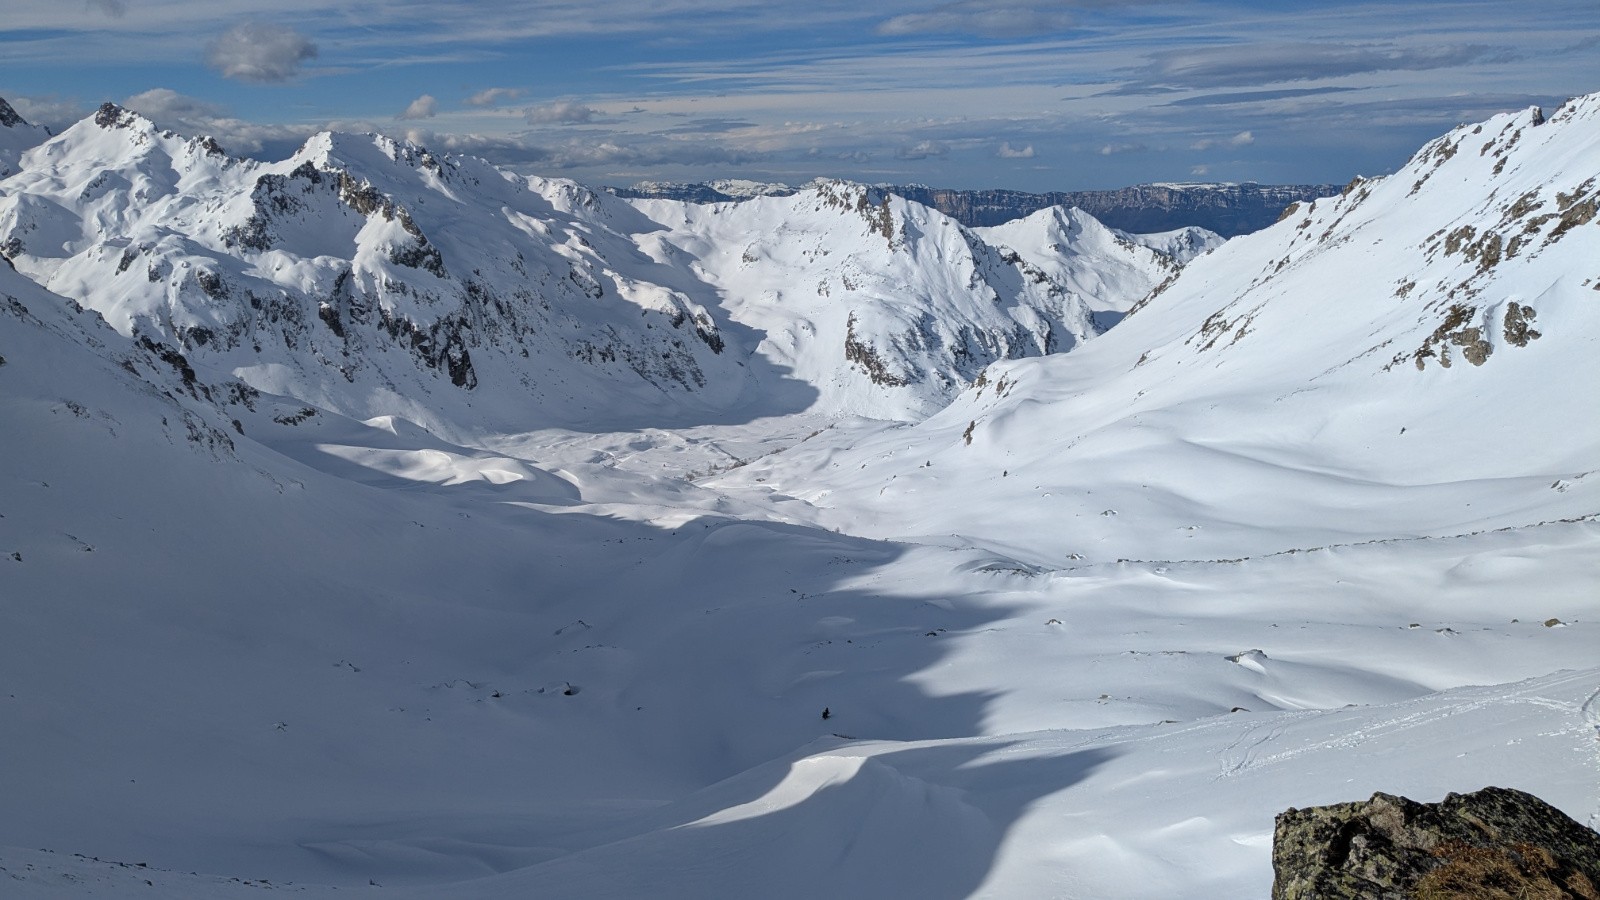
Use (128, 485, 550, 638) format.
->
(1272, 786, 1600, 899)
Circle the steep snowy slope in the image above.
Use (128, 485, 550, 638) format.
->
(0, 106, 1191, 433)
(724, 95, 1600, 566)
(0, 98, 51, 180)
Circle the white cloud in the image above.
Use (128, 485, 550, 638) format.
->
(1099, 142, 1146, 156)
(524, 101, 600, 125)
(897, 139, 947, 160)
(466, 87, 525, 107)
(996, 141, 1034, 158)
(1230, 129, 1255, 146)
(124, 88, 225, 120)
(1190, 164, 1210, 176)
(398, 94, 438, 120)
(9, 95, 91, 131)
(205, 22, 317, 83)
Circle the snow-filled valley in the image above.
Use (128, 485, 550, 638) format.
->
(0, 92, 1597, 898)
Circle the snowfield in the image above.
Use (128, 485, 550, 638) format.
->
(0, 92, 1597, 898)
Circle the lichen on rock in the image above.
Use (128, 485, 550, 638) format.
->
(1271, 786, 1600, 900)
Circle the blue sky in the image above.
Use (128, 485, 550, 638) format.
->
(2, 1, 1596, 191)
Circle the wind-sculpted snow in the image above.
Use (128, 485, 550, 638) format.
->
(0, 103, 1190, 433)
(2, 95, 1598, 899)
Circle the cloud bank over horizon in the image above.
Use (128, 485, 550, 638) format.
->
(1, 0, 1595, 190)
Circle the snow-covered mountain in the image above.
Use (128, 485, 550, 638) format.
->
(976, 206, 1223, 329)
(723, 95, 1600, 565)
(629, 181, 1185, 417)
(0, 103, 1197, 429)
(2, 92, 1597, 900)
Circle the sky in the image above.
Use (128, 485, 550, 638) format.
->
(2, 1, 1597, 192)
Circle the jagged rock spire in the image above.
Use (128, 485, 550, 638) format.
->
(0, 97, 28, 129)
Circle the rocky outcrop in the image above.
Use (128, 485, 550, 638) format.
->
(1271, 787, 1600, 899)
(0, 97, 25, 129)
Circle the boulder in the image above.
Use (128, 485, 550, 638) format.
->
(1271, 786, 1600, 898)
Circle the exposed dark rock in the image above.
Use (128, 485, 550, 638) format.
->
(94, 103, 140, 130)
(844, 312, 909, 387)
(317, 302, 345, 338)
(1503, 303, 1542, 347)
(1271, 787, 1600, 899)
(135, 336, 197, 387)
(0, 97, 27, 129)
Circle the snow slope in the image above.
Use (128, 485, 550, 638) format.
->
(2, 95, 1598, 899)
(726, 96, 1600, 567)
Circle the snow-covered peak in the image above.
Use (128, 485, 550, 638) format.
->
(13, 101, 234, 188)
(973, 205, 1220, 328)
(1116, 223, 1223, 266)
(627, 179, 1185, 417)
(287, 130, 446, 178)
(983, 204, 1142, 254)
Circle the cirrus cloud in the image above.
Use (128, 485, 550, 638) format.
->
(876, 0, 1160, 38)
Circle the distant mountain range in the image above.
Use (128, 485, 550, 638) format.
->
(613, 180, 1344, 237)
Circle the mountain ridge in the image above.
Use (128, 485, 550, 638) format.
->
(0, 102, 1207, 431)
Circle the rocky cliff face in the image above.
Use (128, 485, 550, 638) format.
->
(889, 182, 1342, 236)
(1272, 787, 1600, 899)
